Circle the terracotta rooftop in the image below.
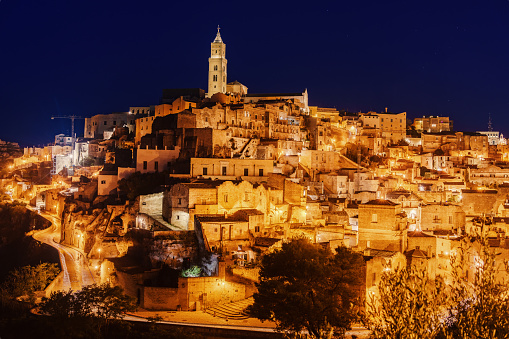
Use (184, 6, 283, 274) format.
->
(363, 199, 398, 206)
(405, 248, 428, 258)
(182, 179, 241, 189)
(408, 230, 435, 238)
(254, 237, 282, 247)
(195, 214, 247, 223)
(365, 249, 398, 258)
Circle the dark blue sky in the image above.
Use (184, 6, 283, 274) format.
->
(2, 0, 509, 146)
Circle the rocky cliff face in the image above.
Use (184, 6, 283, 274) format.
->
(61, 202, 138, 256)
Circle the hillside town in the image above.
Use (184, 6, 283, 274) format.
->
(4, 28, 509, 315)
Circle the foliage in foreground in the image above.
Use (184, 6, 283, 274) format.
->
(1, 263, 59, 299)
(365, 266, 449, 339)
(117, 170, 188, 200)
(40, 283, 137, 320)
(442, 236, 509, 339)
(0, 311, 201, 339)
(365, 234, 509, 339)
(0, 283, 198, 339)
(248, 237, 365, 339)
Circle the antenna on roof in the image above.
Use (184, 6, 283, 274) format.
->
(488, 113, 493, 132)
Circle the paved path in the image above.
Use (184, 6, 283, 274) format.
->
(126, 307, 370, 338)
(31, 209, 95, 291)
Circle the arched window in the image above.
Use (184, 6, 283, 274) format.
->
(214, 65, 218, 71)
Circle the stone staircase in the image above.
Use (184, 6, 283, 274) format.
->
(204, 297, 253, 320)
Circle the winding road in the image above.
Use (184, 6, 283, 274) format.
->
(31, 209, 95, 291)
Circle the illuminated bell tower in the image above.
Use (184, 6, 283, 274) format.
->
(207, 26, 227, 98)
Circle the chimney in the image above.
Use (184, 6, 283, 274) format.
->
(385, 107, 388, 113)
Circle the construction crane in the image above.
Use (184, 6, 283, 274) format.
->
(51, 115, 84, 141)
(51, 115, 85, 174)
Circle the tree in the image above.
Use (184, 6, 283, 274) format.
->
(343, 143, 370, 165)
(40, 283, 136, 320)
(442, 235, 509, 339)
(248, 238, 365, 339)
(365, 231, 509, 339)
(117, 171, 187, 200)
(365, 265, 450, 339)
(1, 263, 60, 298)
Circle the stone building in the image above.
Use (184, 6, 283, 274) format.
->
(376, 110, 406, 143)
(385, 188, 423, 219)
(135, 146, 180, 174)
(166, 180, 279, 231)
(190, 158, 274, 182)
(154, 97, 197, 118)
(357, 199, 407, 251)
(166, 181, 225, 230)
(85, 112, 140, 139)
(364, 250, 406, 297)
(135, 116, 156, 145)
(244, 89, 309, 113)
(309, 106, 341, 126)
(413, 116, 452, 133)
(469, 165, 509, 186)
(226, 80, 248, 95)
(420, 203, 466, 233)
(461, 189, 500, 216)
(421, 131, 488, 156)
(129, 106, 152, 115)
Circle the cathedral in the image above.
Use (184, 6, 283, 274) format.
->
(206, 27, 307, 111)
(207, 27, 248, 98)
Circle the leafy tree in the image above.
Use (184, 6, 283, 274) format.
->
(40, 283, 136, 320)
(248, 238, 365, 339)
(181, 265, 202, 277)
(365, 265, 450, 339)
(343, 143, 370, 165)
(442, 235, 509, 339)
(395, 138, 410, 146)
(365, 231, 509, 339)
(1, 263, 59, 298)
(117, 171, 187, 200)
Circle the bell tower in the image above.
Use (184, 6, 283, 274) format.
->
(207, 26, 227, 98)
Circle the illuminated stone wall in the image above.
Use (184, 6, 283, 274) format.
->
(135, 146, 180, 173)
(358, 200, 407, 251)
(420, 203, 465, 232)
(461, 189, 500, 216)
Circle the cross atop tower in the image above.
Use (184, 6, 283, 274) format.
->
(214, 25, 222, 43)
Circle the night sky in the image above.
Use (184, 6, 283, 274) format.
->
(2, 0, 509, 146)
